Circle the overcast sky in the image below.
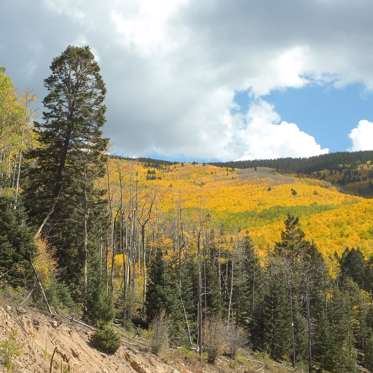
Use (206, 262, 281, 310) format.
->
(2, 0, 373, 161)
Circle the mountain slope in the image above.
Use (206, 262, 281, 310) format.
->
(0, 303, 297, 373)
(212, 150, 373, 197)
(105, 158, 373, 265)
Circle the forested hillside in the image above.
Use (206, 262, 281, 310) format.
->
(1, 47, 373, 373)
(213, 151, 373, 197)
(106, 158, 373, 264)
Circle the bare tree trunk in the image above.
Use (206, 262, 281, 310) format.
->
(99, 240, 103, 277)
(197, 230, 203, 362)
(30, 260, 53, 314)
(83, 204, 88, 295)
(252, 268, 256, 316)
(218, 244, 221, 298)
(14, 91, 33, 208)
(106, 161, 114, 295)
(227, 257, 234, 325)
(141, 225, 147, 311)
(117, 164, 129, 321)
(178, 282, 193, 347)
(288, 272, 296, 368)
(82, 170, 90, 296)
(14, 150, 22, 208)
(34, 188, 62, 240)
(306, 282, 313, 373)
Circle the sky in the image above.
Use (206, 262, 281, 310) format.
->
(2, 0, 373, 161)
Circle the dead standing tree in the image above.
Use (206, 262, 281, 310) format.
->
(137, 191, 156, 312)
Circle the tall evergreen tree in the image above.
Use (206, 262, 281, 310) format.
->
(24, 46, 108, 296)
(146, 249, 169, 323)
(339, 248, 366, 289)
(232, 236, 262, 331)
(0, 196, 35, 287)
(363, 332, 373, 372)
(261, 259, 292, 361)
(146, 249, 185, 344)
(205, 246, 223, 319)
(319, 286, 358, 373)
(365, 256, 373, 293)
(274, 214, 309, 263)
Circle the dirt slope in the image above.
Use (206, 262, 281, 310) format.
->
(0, 304, 298, 373)
(0, 305, 193, 373)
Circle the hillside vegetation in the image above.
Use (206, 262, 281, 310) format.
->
(1, 48, 373, 373)
(106, 157, 373, 263)
(213, 151, 373, 197)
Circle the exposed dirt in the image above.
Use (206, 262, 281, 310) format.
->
(0, 305, 193, 373)
(0, 305, 296, 373)
(238, 168, 295, 185)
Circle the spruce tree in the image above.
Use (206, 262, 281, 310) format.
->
(274, 214, 309, 263)
(0, 196, 35, 287)
(146, 249, 169, 323)
(232, 236, 262, 331)
(324, 287, 358, 373)
(205, 247, 223, 319)
(365, 256, 373, 293)
(339, 248, 366, 289)
(363, 332, 373, 372)
(146, 249, 185, 344)
(261, 258, 292, 361)
(24, 46, 108, 296)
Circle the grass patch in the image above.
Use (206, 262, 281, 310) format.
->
(214, 204, 339, 232)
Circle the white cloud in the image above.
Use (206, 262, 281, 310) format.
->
(2, 0, 373, 160)
(232, 100, 329, 160)
(349, 120, 373, 151)
(110, 0, 187, 55)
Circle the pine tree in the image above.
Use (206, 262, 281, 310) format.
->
(145, 249, 185, 344)
(339, 248, 366, 289)
(205, 247, 223, 319)
(0, 196, 35, 287)
(232, 236, 262, 331)
(146, 249, 169, 323)
(274, 214, 309, 264)
(363, 332, 373, 372)
(274, 216, 329, 368)
(84, 266, 113, 326)
(261, 258, 292, 361)
(321, 287, 358, 373)
(24, 46, 108, 296)
(365, 256, 373, 293)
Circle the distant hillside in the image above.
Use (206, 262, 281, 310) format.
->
(212, 151, 373, 197)
(105, 158, 373, 265)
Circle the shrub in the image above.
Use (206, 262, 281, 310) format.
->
(84, 275, 114, 326)
(90, 325, 121, 355)
(224, 324, 246, 359)
(203, 318, 225, 364)
(46, 281, 75, 313)
(150, 312, 169, 355)
(0, 331, 21, 372)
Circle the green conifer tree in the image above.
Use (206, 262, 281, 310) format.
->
(146, 249, 185, 344)
(262, 259, 292, 361)
(363, 332, 373, 372)
(0, 196, 35, 287)
(24, 46, 108, 296)
(232, 236, 263, 331)
(339, 248, 366, 289)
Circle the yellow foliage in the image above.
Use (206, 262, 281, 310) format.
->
(33, 239, 56, 288)
(104, 159, 373, 263)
